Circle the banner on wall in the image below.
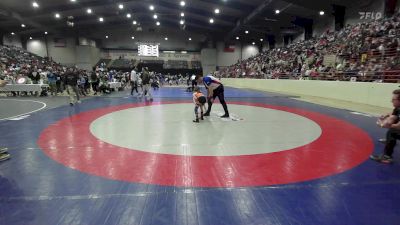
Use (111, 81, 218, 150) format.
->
(101, 50, 201, 61)
(323, 55, 337, 67)
(224, 43, 235, 52)
(54, 38, 66, 47)
(78, 37, 96, 47)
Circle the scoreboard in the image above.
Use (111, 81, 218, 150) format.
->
(138, 44, 159, 57)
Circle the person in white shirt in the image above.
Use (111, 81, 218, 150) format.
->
(191, 74, 197, 91)
(130, 68, 139, 95)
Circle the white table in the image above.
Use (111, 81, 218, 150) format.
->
(108, 82, 122, 90)
(0, 84, 49, 92)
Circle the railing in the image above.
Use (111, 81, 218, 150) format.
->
(339, 48, 399, 63)
(163, 60, 189, 69)
(220, 70, 400, 83)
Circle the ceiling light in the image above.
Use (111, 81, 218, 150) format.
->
(260, 38, 263, 41)
(165, 37, 168, 40)
(133, 20, 137, 25)
(55, 13, 60, 18)
(149, 5, 154, 11)
(214, 9, 220, 14)
(319, 11, 325, 15)
(275, 9, 280, 14)
(209, 18, 214, 24)
(180, 1, 185, 7)
(21, 24, 26, 28)
(70, 0, 76, 2)
(106, 35, 108, 39)
(153, 14, 158, 19)
(11, 32, 15, 35)
(252, 42, 255, 45)
(87, 8, 92, 14)
(180, 20, 184, 25)
(30, 37, 33, 40)
(127, 13, 131, 18)
(245, 30, 249, 34)
(118, 4, 124, 9)
(99, 17, 104, 22)
(131, 36, 135, 39)
(181, 12, 185, 17)
(44, 31, 48, 35)
(188, 37, 192, 41)
(236, 36, 239, 40)
(32, 2, 39, 8)
(156, 21, 160, 26)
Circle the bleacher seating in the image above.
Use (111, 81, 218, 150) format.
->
(95, 59, 112, 68)
(163, 60, 188, 69)
(110, 59, 135, 69)
(191, 61, 202, 70)
(219, 13, 400, 83)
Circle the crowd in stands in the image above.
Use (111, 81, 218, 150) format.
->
(0, 45, 134, 96)
(0, 44, 199, 98)
(220, 13, 400, 83)
(164, 60, 189, 69)
(110, 58, 135, 69)
(191, 61, 202, 70)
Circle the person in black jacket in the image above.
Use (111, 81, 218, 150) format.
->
(370, 89, 400, 164)
(28, 68, 40, 84)
(28, 68, 40, 96)
(0, 80, 11, 161)
(64, 67, 80, 106)
(140, 67, 153, 101)
(90, 71, 99, 95)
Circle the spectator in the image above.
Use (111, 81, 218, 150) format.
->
(140, 67, 153, 101)
(130, 68, 139, 95)
(64, 67, 80, 106)
(47, 68, 57, 96)
(218, 12, 400, 83)
(370, 89, 400, 163)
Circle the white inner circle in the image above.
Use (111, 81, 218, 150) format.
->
(90, 104, 322, 156)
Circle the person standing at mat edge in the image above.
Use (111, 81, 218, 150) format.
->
(197, 74, 229, 118)
(130, 67, 139, 95)
(140, 67, 153, 101)
(65, 67, 81, 106)
(370, 89, 400, 164)
(0, 80, 11, 161)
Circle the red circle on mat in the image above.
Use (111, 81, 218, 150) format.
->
(37, 101, 373, 187)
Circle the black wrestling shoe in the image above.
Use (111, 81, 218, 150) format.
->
(220, 114, 230, 118)
(378, 138, 386, 144)
(0, 148, 8, 154)
(370, 154, 393, 164)
(0, 152, 11, 162)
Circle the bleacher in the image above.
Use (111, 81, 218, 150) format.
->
(141, 60, 164, 64)
(95, 59, 112, 68)
(220, 12, 400, 83)
(190, 61, 202, 70)
(163, 60, 189, 69)
(109, 59, 135, 69)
